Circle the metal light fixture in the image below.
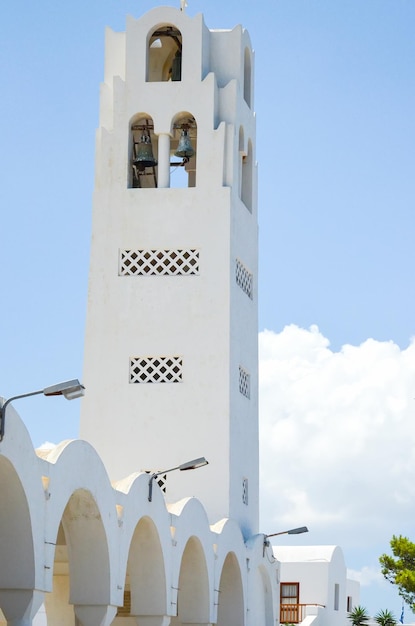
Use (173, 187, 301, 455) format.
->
(263, 526, 309, 555)
(267, 526, 309, 538)
(148, 456, 208, 501)
(0, 379, 85, 441)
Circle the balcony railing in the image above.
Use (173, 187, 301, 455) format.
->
(280, 603, 325, 624)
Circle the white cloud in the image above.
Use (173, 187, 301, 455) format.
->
(347, 566, 383, 587)
(259, 325, 415, 544)
(37, 441, 56, 450)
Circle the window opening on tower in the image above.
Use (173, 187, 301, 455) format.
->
(147, 25, 182, 82)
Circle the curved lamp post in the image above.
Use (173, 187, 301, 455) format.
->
(267, 526, 309, 538)
(148, 456, 208, 501)
(0, 379, 85, 441)
(263, 526, 309, 555)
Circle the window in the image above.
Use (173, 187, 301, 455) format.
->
(147, 25, 182, 82)
(280, 583, 300, 624)
(243, 47, 252, 107)
(241, 139, 253, 212)
(334, 583, 339, 611)
(347, 596, 353, 612)
(170, 114, 197, 188)
(281, 583, 299, 605)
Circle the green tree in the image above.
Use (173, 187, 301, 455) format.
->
(380, 535, 415, 610)
(348, 606, 370, 626)
(374, 609, 397, 626)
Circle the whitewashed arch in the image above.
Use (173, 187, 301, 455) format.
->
(169, 498, 215, 624)
(42, 440, 120, 606)
(114, 472, 172, 618)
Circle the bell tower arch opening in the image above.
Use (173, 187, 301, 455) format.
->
(147, 25, 182, 82)
(170, 113, 197, 188)
(243, 47, 252, 108)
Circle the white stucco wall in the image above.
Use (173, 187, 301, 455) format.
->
(80, 6, 259, 537)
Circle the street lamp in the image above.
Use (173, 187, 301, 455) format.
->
(267, 526, 309, 538)
(263, 526, 309, 555)
(0, 379, 85, 441)
(148, 456, 208, 501)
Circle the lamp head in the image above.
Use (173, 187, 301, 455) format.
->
(179, 457, 208, 471)
(287, 526, 308, 535)
(43, 379, 85, 400)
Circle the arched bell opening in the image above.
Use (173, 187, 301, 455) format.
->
(241, 138, 253, 212)
(114, 517, 167, 623)
(216, 552, 245, 626)
(170, 114, 197, 189)
(147, 25, 183, 82)
(129, 116, 158, 189)
(171, 536, 210, 626)
(243, 47, 252, 108)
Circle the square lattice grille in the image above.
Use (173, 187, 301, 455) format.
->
(120, 249, 199, 276)
(130, 357, 183, 384)
(235, 259, 253, 299)
(242, 478, 249, 505)
(239, 366, 250, 398)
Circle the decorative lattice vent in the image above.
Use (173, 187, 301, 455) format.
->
(242, 478, 249, 505)
(235, 259, 253, 299)
(239, 366, 250, 398)
(130, 357, 183, 384)
(120, 249, 199, 276)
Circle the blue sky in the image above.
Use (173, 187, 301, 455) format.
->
(1, 0, 414, 619)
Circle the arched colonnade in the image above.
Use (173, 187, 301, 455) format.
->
(0, 408, 276, 626)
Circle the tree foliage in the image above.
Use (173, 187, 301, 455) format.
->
(379, 535, 415, 610)
(348, 605, 370, 626)
(374, 609, 397, 626)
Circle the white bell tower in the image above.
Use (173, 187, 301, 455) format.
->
(80, 6, 258, 536)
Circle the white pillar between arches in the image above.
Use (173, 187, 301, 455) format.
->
(157, 134, 171, 188)
(74, 604, 117, 626)
(0, 590, 44, 626)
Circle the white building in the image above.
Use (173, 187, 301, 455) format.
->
(0, 6, 276, 626)
(0, 6, 358, 626)
(276, 545, 360, 626)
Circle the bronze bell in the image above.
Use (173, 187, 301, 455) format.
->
(133, 134, 157, 171)
(174, 129, 195, 159)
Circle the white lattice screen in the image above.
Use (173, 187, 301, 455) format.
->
(130, 357, 183, 383)
(239, 366, 250, 398)
(235, 259, 253, 299)
(242, 478, 249, 505)
(120, 249, 199, 276)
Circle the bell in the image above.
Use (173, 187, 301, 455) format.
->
(174, 129, 195, 159)
(133, 134, 157, 171)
